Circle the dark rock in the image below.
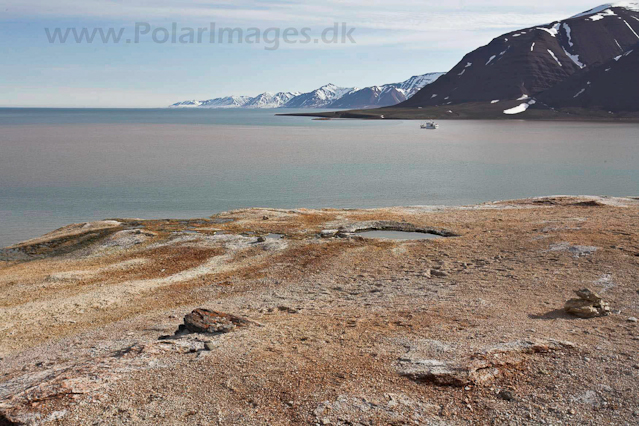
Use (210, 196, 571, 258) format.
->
(256, 236, 267, 243)
(158, 335, 175, 341)
(498, 390, 515, 401)
(180, 309, 252, 334)
(340, 220, 456, 237)
(0, 412, 21, 426)
(572, 200, 605, 207)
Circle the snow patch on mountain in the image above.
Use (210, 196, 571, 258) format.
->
(170, 100, 203, 108)
(547, 49, 563, 66)
(571, 2, 639, 19)
(503, 99, 536, 115)
(537, 23, 561, 37)
(563, 24, 574, 47)
(170, 96, 252, 109)
(563, 47, 586, 68)
(243, 92, 300, 108)
(394, 73, 444, 98)
(284, 84, 357, 108)
(589, 9, 617, 20)
(623, 19, 639, 38)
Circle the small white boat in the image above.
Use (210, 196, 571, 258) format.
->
(420, 121, 439, 130)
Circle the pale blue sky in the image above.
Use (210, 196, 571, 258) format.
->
(0, 1, 606, 107)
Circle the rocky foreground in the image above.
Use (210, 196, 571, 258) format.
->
(1, 196, 638, 425)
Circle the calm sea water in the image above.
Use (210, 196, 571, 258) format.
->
(1, 108, 638, 248)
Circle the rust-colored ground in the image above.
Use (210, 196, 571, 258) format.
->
(1, 196, 638, 425)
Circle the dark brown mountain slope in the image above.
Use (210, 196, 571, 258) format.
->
(538, 43, 639, 112)
(400, 3, 639, 108)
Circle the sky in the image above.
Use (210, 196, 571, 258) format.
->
(0, 1, 609, 107)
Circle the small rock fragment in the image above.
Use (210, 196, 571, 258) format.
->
(564, 299, 600, 319)
(320, 230, 338, 238)
(431, 270, 449, 278)
(498, 390, 515, 401)
(628, 317, 638, 323)
(575, 288, 602, 303)
(178, 309, 252, 335)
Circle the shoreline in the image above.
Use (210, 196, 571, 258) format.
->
(3, 195, 637, 252)
(276, 103, 639, 122)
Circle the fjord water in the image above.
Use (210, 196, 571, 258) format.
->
(1, 108, 638, 247)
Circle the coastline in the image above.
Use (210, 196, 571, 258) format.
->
(2, 195, 639, 424)
(276, 103, 639, 122)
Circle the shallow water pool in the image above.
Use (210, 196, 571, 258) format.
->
(357, 230, 443, 240)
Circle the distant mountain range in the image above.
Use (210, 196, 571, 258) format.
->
(169, 73, 444, 109)
(398, 2, 639, 115)
(173, 3, 639, 118)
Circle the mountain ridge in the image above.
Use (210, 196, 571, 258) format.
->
(169, 72, 444, 109)
(398, 2, 639, 114)
(328, 73, 444, 109)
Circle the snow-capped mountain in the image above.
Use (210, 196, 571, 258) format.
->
(242, 92, 300, 109)
(394, 73, 445, 98)
(169, 73, 443, 110)
(283, 84, 356, 108)
(327, 73, 445, 109)
(328, 86, 405, 109)
(400, 3, 639, 110)
(170, 96, 251, 109)
(170, 86, 351, 109)
(169, 100, 204, 108)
